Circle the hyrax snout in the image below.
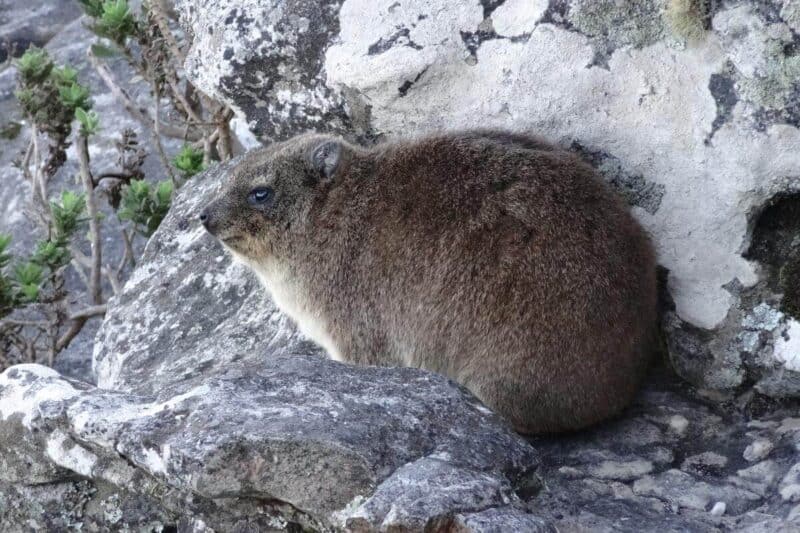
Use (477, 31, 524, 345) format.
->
(201, 130, 657, 434)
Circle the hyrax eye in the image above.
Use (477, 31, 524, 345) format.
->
(247, 187, 274, 206)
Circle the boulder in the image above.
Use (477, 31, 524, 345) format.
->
(177, 0, 800, 398)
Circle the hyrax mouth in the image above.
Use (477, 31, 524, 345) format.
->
(219, 234, 246, 245)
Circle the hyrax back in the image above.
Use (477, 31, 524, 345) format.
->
(201, 130, 657, 434)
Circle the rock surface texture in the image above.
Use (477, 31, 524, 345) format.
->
(2, 145, 799, 532)
(179, 0, 800, 398)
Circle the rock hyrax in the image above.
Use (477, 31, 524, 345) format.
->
(200, 130, 657, 434)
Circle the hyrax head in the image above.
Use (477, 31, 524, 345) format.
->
(200, 133, 352, 262)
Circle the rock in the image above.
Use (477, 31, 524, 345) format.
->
(0, 0, 82, 63)
(587, 459, 655, 482)
(709, 501, 726, 516)
(780, 464, 800, 502)
(178, 0, 800, 398)
(632, 469, 760, 515)
(527, 369, 800, 531)
(730, 460, 783, 497)
(180, 0, 353, 141)
(681, 452, 728, 477)
(438, 506, 554, 533)
(744, 438, 775, 462)
(0, 358, 540, 531)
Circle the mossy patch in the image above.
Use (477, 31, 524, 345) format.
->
(737, 39, 800, 111)
(568, 0, 665, 50)
(664, 0, 712, 43)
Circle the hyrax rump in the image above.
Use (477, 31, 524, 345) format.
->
(200, 130, 657, 434)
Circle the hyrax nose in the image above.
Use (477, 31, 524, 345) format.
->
(199, 209, 214, 232)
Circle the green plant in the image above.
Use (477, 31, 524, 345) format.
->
(172, 144, 205, 178)
(14, 47, 78, 150)
(58, 82, 92, 111)
(3, 0, 236, 369)
(16, 47, 53, 85)
(31, 239, 72, 272)
(77, 0, 105, 18)
(118, 179, 173, 237)
(51, 65, 79, 87)
(75, 107, 100, 136)
(0, 235, 14, 316)
(50, 190, 87, 239)
(13, 262, 44, 303)
(92, 0, 138, 45)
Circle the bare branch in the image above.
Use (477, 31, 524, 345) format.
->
(70, 258, 90, 289)
(93, 170, 138, 186)
(151, 0, 187, 65)
(88, 49, 201, 141)
(69, 304, 107, 320)
(215, 107, 234, 161)
(151, 81, 179, 186)
(118, 228, 135, 275)
(55, 317, 87, 352)
(20, 137, 33, 181)
(76, 134, 103, 306)
(0, 318, 49, 329)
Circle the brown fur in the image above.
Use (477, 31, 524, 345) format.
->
(200, 130, 658, 434)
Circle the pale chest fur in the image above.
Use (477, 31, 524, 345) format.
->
(231, 251, 343, 361)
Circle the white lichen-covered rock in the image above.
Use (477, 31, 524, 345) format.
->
(178, 0, 800, 398)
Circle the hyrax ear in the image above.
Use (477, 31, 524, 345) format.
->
(308, 139, 342, 181)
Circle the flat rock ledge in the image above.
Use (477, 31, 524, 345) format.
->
(0, 358, 542, 531)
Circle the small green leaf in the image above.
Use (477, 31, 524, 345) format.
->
(118, 179, 173, 237)
(75, 107, 100, 136)
(50, 190, 87, 238)
(14, 261, 43, 287)
(58, 82, 92, 111)
(155, 180, 173, 205)
(78, 0, 105, 17)
(91, 0, 138, 44)
(31, 239, 71, 271)
(0, 234, 12, 270)
(52, 65, 79, 87)
(15, 47, 53, 84)
(90, 43, 120, 58)
(172, 144, 205, 178)
(19, 283, 40, 302)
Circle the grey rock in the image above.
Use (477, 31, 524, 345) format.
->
(528, 370, 800, 532)
(0, 0, 82, 63)
(632, 469, 761, 515)
(179, 0, 353, 142)
(443, 506, 554, 533)
(0, 357, 540, 530)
